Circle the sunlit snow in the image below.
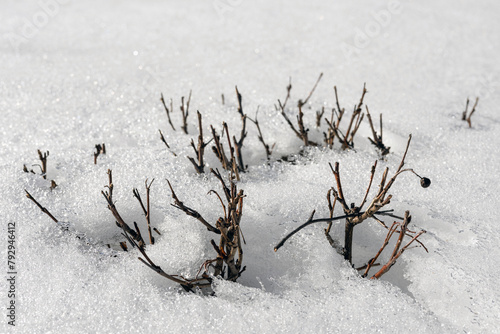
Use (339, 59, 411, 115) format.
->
(1, 0, 499, 333)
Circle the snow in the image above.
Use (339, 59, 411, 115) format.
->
(1, 0, 500, 332)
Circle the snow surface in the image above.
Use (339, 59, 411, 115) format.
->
(1, 0, 500, 333)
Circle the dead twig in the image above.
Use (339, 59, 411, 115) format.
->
(133, 179, 156, 244)
(25, 190, 58, 223)
(316, 107, 325, 128)
(94, 143, 106, 164)
(211, 123, 241, 180)
(166, 180, 220, 234)
(462, 97, 479, 128)
(341, 84, 366, 150)
(180, 90, 192, 134)
(187, 111, 209, 173)
(366, 106, 390, 156)
(160, 93, 176, 131)
(223, 123, 241, 180)
(274, 209, 395, 252)
(101, 170, 142, 244)
(25, 190, 105, 248)
(248, 107, 275, 160)
(279, 73, 323, 147)
(298, 73, 323, 108)
(37, 149, 49, 179)
(159, 129, 178, 157)
(369, 211, 426, 279)
(106, 169, 113, 202)
(233, 86, 248, 172)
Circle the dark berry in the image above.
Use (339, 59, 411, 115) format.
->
(420, 177, 431, 188)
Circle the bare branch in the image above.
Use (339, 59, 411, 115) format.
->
(145, 178, 155, 244)
(234, 86, 247, 172)
(25, 190, 58, 223)
(102, 189, 140, 242)
(298, 72, 323, 108)
(160, 93, 176, 131)
(467, 97, 479, 128)
(166, 179, 220, 234)
(359, 161, 377, 210)
(159, 129, 178, 156)
(371, 212, 426, 279)
(248, 108, 274, 160)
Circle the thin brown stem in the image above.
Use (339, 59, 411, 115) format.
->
(37, 150, 49, 179)
(145, 178, 155, 244)
(359, 161, 377, 210)
(248, 108, 274, 160)
(94, 144, 105, 165)
(467, 97, 479, 128)
(25, 190, 58, 223)
(298, 72, 323, 108)
(180, 90, 192, 134)
(159, 129, 178, 156)
(160, 93, 176, 131)
(166, 180, 220, 234)
(188, 111, 207, 173)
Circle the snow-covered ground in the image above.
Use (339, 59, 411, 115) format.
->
(1, 0, 500, 332)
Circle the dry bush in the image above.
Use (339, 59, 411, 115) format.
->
(100, 168, 246, 292)
(24, 75, 435, 295)
(275, 135, 430, 279)
(277, 74, 387, 155)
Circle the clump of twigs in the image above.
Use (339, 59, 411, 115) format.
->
(210, 87, 249, 175)
(275, 135, 430, 279)
(140, 170, 245, 292)
(23, 149, 57, 189)
(364, 211, 425, 279)
(132, 179, 156, 245)
(100, 168, 246, 292)
(101, 170, 148, 249)
(277, 75, 370, 153)
(462, 97, 479, 128)
(323, 84, 366, 150)
(211, 123, 241, 180)
(279, 73, 323, 147)
(168, 169, 246, 284)
(94, 143, 106, 164)
(159, 90, 192, 134)
(366, 107, 390, 156)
